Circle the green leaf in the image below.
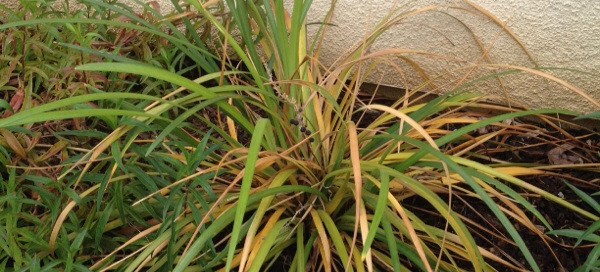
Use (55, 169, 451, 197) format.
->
(224, 118, 270, 271)
(0, 99, 12, 113)
(69, 230, 88, 253)
(295, 223, 305, 272)
(382, 217, 402, 271)
(362, 171, 390, 257)
(564, 180, 600, 214)
(390, 135, 538, 272)
(247, 219, 290, 272)
(145, 95, 230, 156)
(547, 229, 600, 243)
(172, 185, 324, 271)
(575, 112, 600, 120)
(0, 93, 167, 128)
(316, 210, 351, 271)
(578, 243, 600, 272)
(76, 62, 254, 133)
(576, 221, 600, 247)
(94, 202, 113, 249)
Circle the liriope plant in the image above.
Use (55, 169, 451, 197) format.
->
(1, 0, 599, 271)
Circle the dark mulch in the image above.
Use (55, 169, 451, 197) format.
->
(350, 92, 600, 271)
(406, 172, 597, 271)
(406, 122, 599, 271)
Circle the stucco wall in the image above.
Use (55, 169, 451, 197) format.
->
(301, 0, 600, 112)
(4, 0, 599, 112)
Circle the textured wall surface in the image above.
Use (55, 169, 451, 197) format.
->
(301, 0, 600, 112)
(4, 0, 599, 112)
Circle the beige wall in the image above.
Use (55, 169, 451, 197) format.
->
(4, 0, 599, 112)
(301, 0, 600, 112)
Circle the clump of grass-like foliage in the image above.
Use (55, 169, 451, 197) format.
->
(0, 0, 599, 271)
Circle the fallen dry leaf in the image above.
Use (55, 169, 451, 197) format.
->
(2, 87, 24, 118)
(0, 128, 27, 159)
(547, 143, 583, 165)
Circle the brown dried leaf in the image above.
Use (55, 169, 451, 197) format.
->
(0, 128, 27, 159)
(2, 87, 24, 118)
(0, 60, 18, 87)
(37, 140, 69, 163)
(148, 1, 161, 13)
(547, 143, 580, 165)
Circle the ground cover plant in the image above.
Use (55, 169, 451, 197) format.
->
(1, 0, 599, 271)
